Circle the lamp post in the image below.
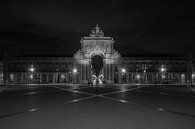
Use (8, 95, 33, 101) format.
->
(142, 64, 148, 84)
(136, 74, 141, 84)
(28, 65, 35, 84)
(121, 68, 126, 84)
(56, 68, 59, 83)
(192, 73, 195, 85)
(160, 65, 166, 84)
(72, 68, 77, 84)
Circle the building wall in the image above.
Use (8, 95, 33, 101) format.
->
(3, 56, 193, 85)
(4, 57, 79, 84)
(120, 57, 189, 84)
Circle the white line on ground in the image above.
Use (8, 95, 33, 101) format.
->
(67, 96, 97, 103)
(53, 85, 148, 100)
(185, 84, 195, 92)
(100, 95, 195, 118)
(100, 86, 147, 96)
(0, 95, 98, 119)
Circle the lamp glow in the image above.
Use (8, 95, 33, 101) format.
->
(161, 67, 165, 72)
(160, 65, 166, 73)
(136, 74, 141, 79)
(121, 68, 126, 73)
(30, 68, 34, 72)
(29, 65, 35, 72)
(73, 69, 77, 73)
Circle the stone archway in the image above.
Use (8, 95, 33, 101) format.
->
(74, 25, 121, 84)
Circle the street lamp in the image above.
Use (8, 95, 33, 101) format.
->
(192, 73, 195, 84)
(56, 68, 59, 83)
(160, 67, 166, 73)
(30, 67, 35, 72)
(142, 64, 148, 84)
(73, 68, 77, 73)
(160, 65, 166, 84)
(136, 74, 141, 79)
(135, 74, 141, 84)
(28, 65, 35, 84)
(121, 68, 126, 74)
(121, 68, 126, 84)
(72, 68, 77, 84)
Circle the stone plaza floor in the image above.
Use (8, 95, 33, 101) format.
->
(0, 84, 195, 129)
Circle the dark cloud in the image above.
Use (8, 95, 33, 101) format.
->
(0, 0, 195, 57)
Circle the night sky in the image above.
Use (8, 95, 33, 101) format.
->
(0, 0, 195, 57)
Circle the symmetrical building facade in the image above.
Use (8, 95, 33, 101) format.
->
(2, 25, 195, 85)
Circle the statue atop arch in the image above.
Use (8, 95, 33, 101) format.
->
(90, 24, 104, 37)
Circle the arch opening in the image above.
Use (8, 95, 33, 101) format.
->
(91, 55, 103, 76)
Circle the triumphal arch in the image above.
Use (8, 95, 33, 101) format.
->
(74, 25, 121, 84)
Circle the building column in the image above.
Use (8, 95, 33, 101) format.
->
(107, 64, 109, 82)
(46, 74, 49, 83)
(39, 73, 42, 84)
(80, 64, 82, 83)
(110, 64, 112, 83)
(145, 73, 148, 84)
(83, 64, 85, 83)
(86, 64, 88, 81)
(105, 63, 107, 81)
(126, 73, 129, 84)
(119, 72, 121, 84)
(108, 64, 111, 83)
(21, 74, 23, 84)
(103, 62, 106, 82)
(85, 64, 87, 83)
(82, 64, 86, 83)
(52, 74, 54, 83)
(85, 64, 87, 82)
(87, 64, 90, 80)
(111, 64, 114, 83)
(103, 62, 106, 81)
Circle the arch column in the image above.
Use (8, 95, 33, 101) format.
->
(83, 64, 86, 83)
(46, 74, 49, 83)
(111, 64, 114, 83)
(108, 63, 111, 83)
(80, 64, 83, 83)
(103, 60, 107, 82)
